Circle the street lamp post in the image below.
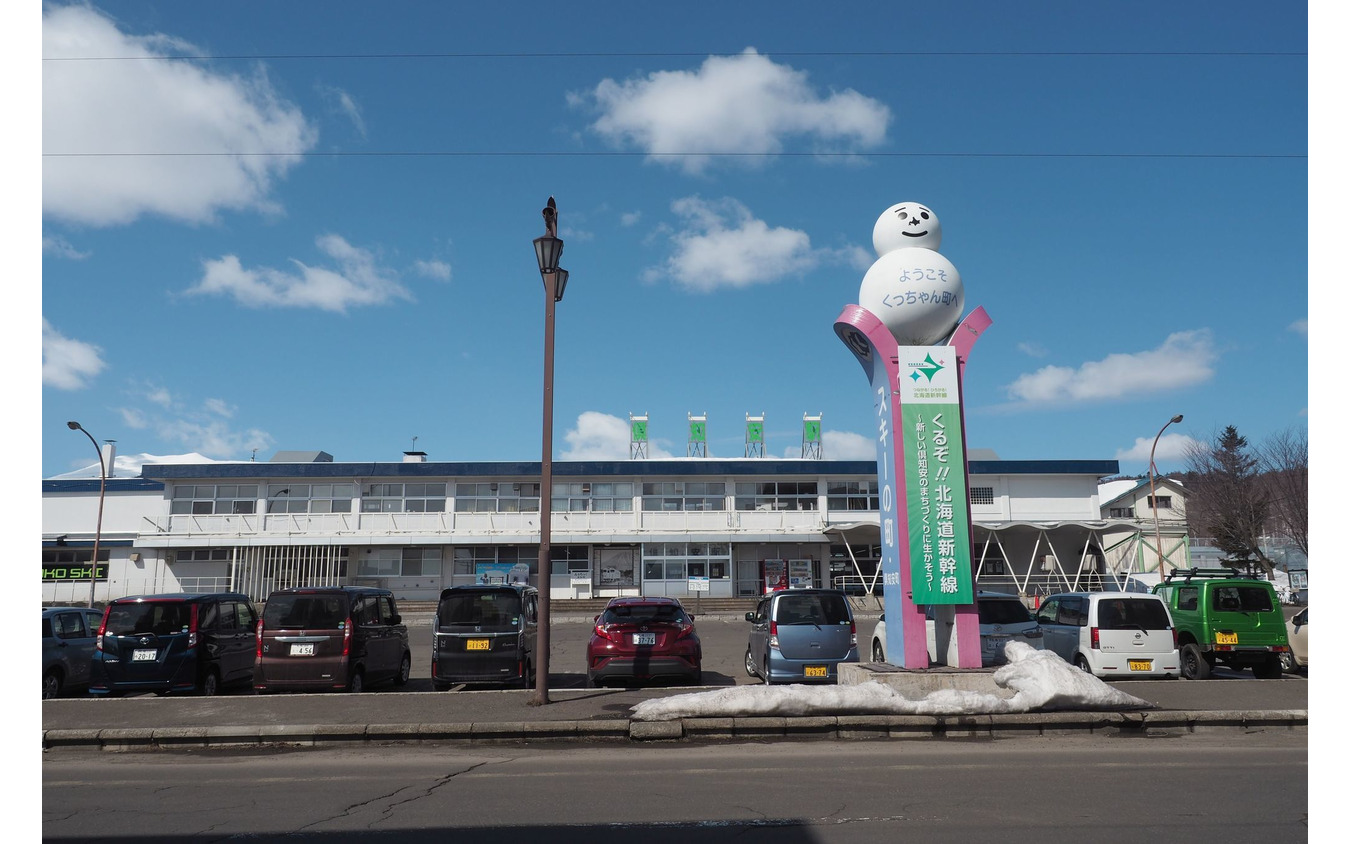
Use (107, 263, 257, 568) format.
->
(66, 421, 106, 609)
(530, 196, 568, 706)
(1148, 414, 1184, 579)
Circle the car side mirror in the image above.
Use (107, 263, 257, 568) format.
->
(688, 614, 695, 621)
(389, 614, 401, 625)
(745, 611, 755, 622)
(593, 615, 600, 622)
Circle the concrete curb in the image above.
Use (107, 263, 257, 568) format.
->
(42, 709, 1306, 751)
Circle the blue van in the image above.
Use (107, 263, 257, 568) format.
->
(89, 593, 258, 696)
(743, 589, 858, 684)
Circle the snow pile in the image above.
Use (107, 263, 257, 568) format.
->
(631, 642, 1153, 721)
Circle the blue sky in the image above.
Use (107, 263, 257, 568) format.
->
(32, 2, 1314, 480)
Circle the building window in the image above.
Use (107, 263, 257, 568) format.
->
(359, 547, 441, 577)
(826, 480, 878, 512)
(970, 487, 995, 505)
(550, 545, 590, 576)
(640, 482, 726, 512)
(176, 549, 233, 562)
(360, 483, 446, 513)
(734, 481, 818, 511)
(170, 485, 258, 515)
(1145, 496, 1173, 510)
(453, 482, 540, 513)
(551, 482, 634, 512)
(642, 542, 731, 580)
(1109, 507, 1135, 518)
(267, 484, 355, 514)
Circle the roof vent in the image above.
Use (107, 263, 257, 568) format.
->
(403, 451, 427, 463)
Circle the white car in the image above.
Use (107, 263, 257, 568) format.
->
(1035, 592, 1180, 679)
(1281, 607, 1308, 673)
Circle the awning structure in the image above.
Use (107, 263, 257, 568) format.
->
(824, 517, 1190, 600)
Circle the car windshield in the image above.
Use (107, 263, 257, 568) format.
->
(263, 594, 348, 628)
(1211, 586, 1274, 613)
(104, 602, 190, 636)
(1097, 598, 1171, 630)
(601, 603, 688, 626)
(978, 599, 1033, 625)
(438, 591, 523, 627)
(775, 593, 850, 625)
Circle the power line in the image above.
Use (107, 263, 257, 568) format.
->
(43, 49, 1307, 62)
(41, 150, 1306, 160)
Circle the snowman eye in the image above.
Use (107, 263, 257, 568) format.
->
(920, 212, 930, 220)
(897, 211, 908, 220)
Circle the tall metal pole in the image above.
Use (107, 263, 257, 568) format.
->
(67, 422, 106, 608)
(1148, 414, 1184, 579)
(531, 199, 561, 707)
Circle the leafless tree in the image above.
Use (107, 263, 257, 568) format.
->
(1258, 427, 1308, 557)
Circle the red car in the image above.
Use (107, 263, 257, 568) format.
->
(586, 597, 702, 687)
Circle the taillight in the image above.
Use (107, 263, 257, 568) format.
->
(594, 622, 617, 642)
(188, 604, 199, 648)
(1090, 627, 1100, 650)
(769, 621, 779, 649)
(96, 609, 109, 652)
(1172, 628, 1179, 649)
(850, 621, 857, 647)
(342, 618, 353, 656)
(675, 622, 694, 640)
(256, 619, 264, 658)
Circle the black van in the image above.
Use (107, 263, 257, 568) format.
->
(89, 593, 258, 696)
(432, 584, 538, 689)
(254, 586, 410, 693)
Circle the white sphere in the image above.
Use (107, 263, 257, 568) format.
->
(873, 201, 942, 255)
(858, 248, 964, 345)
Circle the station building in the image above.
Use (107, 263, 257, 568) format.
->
(41, 447, 1183, 605)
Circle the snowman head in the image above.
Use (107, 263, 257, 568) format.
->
(873, 201, 942, 255)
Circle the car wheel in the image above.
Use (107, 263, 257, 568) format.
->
(872, 640, 885, 663)
(1073, 654, 1092, 674)
(1181, 644, 1211, 680)
(1253, 656, 1283, 679)
(1278, 652, 1295, 673)
(393, 653, 411, 687)
(589, 672, 604, 688)
(347, 670, 364, 694)
(744, 647, 758, 678)
(199, 669, 220, 697)
(43, 669, 62, 700)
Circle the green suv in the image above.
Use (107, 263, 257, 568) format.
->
(1153, 568, 1290, 679)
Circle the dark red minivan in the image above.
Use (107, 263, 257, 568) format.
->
(254, 587, 410, 693)
(585, 596, 702, 687)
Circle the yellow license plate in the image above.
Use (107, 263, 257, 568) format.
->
(1215, 631, 1238, 645)
(1128, 660, 1152, 671)
(466, 639, 490, 651)
(804, 665, 828, 678)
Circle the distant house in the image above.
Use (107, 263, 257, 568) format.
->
(1097, 476, 1190, 582)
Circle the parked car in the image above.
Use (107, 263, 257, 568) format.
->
(89, 593, 258, 696)
(586, 596, 702, 687)
(1152, 568, 1290, 679)
(1281, 606, 1308, 673)
(869, 592, 1045, 666)
(432, 584, 538, 689)
(744, 588, 858, 684)
(42, 607, 103, 699)
(254, 586, 411, 693)
(1035, 591, 1180, 679)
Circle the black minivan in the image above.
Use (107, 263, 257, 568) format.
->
(89, 593, 258, 696)
(254, 586, 411, 693)
(432, 584, 538, 689)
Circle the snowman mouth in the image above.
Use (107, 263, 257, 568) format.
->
(902, 230, 928, 238)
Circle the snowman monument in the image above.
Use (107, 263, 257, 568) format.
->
(834, 201, 991, 671)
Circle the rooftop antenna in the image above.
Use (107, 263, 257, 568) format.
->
(251, 448, 257, 462)
(412, 436, 418, 451)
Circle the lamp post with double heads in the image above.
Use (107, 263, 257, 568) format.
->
(66, 421, 106, 608)
(1148, 414, 1184, 579)
(530, 196, 568, 706)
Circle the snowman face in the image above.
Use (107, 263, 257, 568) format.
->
(873, 201, 942, 255)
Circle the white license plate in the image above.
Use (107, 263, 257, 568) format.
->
(290, 643, 315, 656)
(633, 633, 656, 645)
(132, 649, 157, 662)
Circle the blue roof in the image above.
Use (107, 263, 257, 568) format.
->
(134, 458, 1119, 480)
(43, 478, 165, 494)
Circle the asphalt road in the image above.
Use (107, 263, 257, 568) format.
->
(40, 733, 1310, 842)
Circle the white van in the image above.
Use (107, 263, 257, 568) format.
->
(1035, 592, 1180, 679)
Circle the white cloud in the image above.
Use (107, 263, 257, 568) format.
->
(187, 234, 413, 312)
(114, 385, 273, 460)
(42, 234, 89, 260)
(1115, 432, 1201, 463)
(1002, 330, 1218, 406)
(119, 407, 148, 429)
(620, 211, 642, 227)
(1289, 319, 1307, 336)
(1017, 341, 1049, 358)
(204, 398, 234, 418)
(43, 4, 316, 226)
(42, 318, 106, 389)
(318, 84, 366, 138)
(413, 259, 452, 282)
(823, 430, 875, 460)
(574, 48, 890, 174)
(645, 196, 818, 292)
(561, 411, 675, 459)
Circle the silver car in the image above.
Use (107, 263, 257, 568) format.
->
(744, 589, 859, 684)
(869, 591, 1045, 666)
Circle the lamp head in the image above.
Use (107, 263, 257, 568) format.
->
(67, 421, 81, 431)
(1170, 414, 1184, 424)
